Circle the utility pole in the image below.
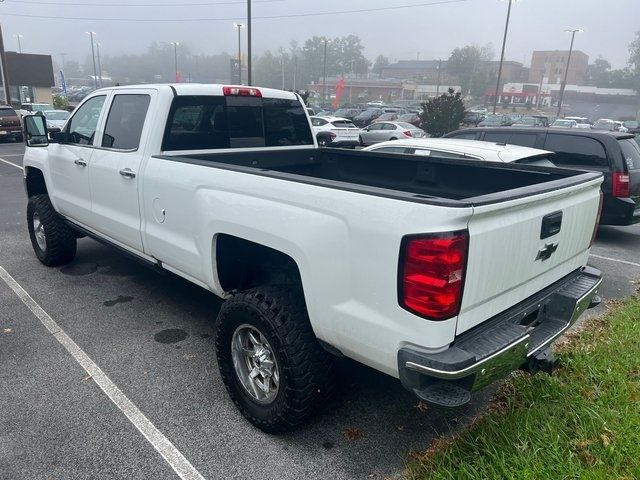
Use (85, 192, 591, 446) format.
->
(14, 34, 23, 54)
(556, 28, 582, 118)
(0, 24, 11, 105)
(86, 31, 98, 90)
(492, 0, 514, 114)
(233, 23, 244, 84)
(281, 54, 285, 89)
(247, 0, 252, 85)
(435, 58, 442, 97)
(170, 42, 179, 82)
(96, 42, 103, 88)
(321, 38, 330, 106)
(293, 55, 297, 91)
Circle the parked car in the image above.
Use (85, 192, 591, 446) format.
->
(331, 108, 361, 120)
(352, 108, 383, 127)
(592, 119, 617, 131)
(397, 113, 422, 127)
(363, 138, 555, 166)
(469, 106, 488, 115)
(564, 116, 591, 129)
(614, 121, 629, 133)
(0, 104, 23, 141)
(373, 112, 399, 122)
(444, 126, 640, 226)
(19, 102, 53, 117)
(462, 111, 485, 127)
(310, 115, 359, 148)
(478, 114, 511, 127)
(531, 115, 550, 127)
(512, 116, 544, 127)
(550, 119, 578, 129)
(359, 121, 425, 145)
(23, 84, 603, 433)
(622, 120, 640, 134)
(42, 109, 71, 130)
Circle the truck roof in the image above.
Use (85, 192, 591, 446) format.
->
(93, 83, 299, 100)
(450, 126, 636, 141)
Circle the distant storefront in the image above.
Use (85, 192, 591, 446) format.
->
(1, 52, 55, 107)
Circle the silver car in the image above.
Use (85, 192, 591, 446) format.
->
(358, 121, 425, 146)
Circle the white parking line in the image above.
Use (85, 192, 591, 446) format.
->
(0, 153, 24, 157)
(0, 157, 23, 170)
(590, 253, 640, 268)
(0, 266, 207, 480)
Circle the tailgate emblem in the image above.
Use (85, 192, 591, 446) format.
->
(536, 242, 558, 261)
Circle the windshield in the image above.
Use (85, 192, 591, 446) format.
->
(623, 121, 639, 129)
(44, 111, 70, 121)
(331, 120, 356, 128)
(0, 107, 17, 117)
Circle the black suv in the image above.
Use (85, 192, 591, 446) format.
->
(444, 127, 640, 226)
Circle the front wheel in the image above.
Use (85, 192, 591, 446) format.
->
(317, 137, 328, 147)
(215, 286, 334, 433)
(27, 195, 77, 266)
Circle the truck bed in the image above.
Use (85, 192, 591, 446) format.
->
(158, 148, 601, 207)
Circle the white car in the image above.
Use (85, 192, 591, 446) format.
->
(42, 109, 71, 130)
(310, 115, 359, 148)
(363, 138, 555, 166)
(21, 84, 603, 432)
(19, 102, 53, 118)
(564, 116, 591, 129)
(358, 121, 425, 146)
(550, 119, 578, 129)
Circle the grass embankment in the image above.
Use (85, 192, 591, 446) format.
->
(407, 298, 640, 480)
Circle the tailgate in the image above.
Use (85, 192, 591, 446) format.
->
(456, 176, 602, 334)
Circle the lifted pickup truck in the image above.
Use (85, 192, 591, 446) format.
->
(22, 85, 603, 433)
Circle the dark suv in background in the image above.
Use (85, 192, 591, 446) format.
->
(0, 105, 23, 142)
(444, 127, 640, 226)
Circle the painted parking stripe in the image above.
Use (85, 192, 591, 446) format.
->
(0, 153, 24, 157)
(590, 253, 640, 268)
(0, 266, 207, 480)
(0, 157, 23, 170)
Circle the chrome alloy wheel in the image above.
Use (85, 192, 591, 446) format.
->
(32, 212, 47, 252)
(231, 324, 280, 404)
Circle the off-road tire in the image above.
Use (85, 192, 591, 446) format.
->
(215, 285, 334, 433)
(27, 194, 76, 266)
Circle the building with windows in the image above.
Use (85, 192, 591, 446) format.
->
(1, 51, 55, 107)
(529, 50, 589, 85)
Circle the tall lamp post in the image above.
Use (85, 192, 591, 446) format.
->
(233, 23, 245, 84)
(247, 0, 252, 84)
(321, 38, 331, 106)
(492, 0, 517, 114)
(556, 28, 582, 117)
(170, 41, 179, 82)
(95, 42, 103, 88)
(14, 34, 23, 53)
(85, 31, 98, 90)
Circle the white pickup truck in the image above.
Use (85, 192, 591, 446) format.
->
(21, 84, 603, 433)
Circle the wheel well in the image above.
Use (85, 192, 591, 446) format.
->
(216, 234, 302, 292)
(25, 168, 48, 197)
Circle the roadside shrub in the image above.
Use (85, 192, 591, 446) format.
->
(419, 88, 465, 138)
(52, 94, 69, 110)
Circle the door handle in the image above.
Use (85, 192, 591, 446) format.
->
(119, 168, 136, 179)
(74, 158, 87, 167)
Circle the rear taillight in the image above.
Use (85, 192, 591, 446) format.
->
(403, 130, 413, 137)
(222, 86, 262, 97)
(399, 231, 469, 320)
(589, 191, 603, 248)
(612, 172, 630, 198)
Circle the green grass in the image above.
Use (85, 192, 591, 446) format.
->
(406, 298, 640, 480)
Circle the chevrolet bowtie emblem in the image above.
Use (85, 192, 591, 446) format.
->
(536, 242, 558, 261)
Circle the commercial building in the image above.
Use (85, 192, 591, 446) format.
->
(1, 51, 55, 106)
(529, 50, 589, 85)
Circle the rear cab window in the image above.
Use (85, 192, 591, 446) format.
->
(163, 95, 313, 151)
(619, 138, 640, 170)
(543, 134, 609, 169)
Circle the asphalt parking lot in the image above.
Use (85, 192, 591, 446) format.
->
(1, 142, 638, 480)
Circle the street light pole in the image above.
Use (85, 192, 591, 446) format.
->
(170, 42, 179, 82)
(293, 55, 297, 91)
(14, 34, 23, 53)
(86, 31, 98, 90)
(492, 0, 514, 114)
(233, 23, 245, 84)
(247, 0, 252, 84)
(435, 58, 442, 97)
(556, 28, 582, 118)
(321, 38, 330, 106)
(96, 42, 103, 88)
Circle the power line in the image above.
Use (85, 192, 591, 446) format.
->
(0, 0, 468, 22)
(3, 0, 279, 6)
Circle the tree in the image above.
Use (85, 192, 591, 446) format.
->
(420, 88, 465, 137)
(447, 44, 494, 97)
(372, 55, 390, 77)
(628, 30, 640, 92)
(585, 57, 612, 86)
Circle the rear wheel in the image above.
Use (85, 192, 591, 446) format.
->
(318, 137, 328, 147)
(215, 285, 334, 433)
(27, 195, 77, 266)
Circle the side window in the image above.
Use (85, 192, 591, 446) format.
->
(101, 94, 151, 150)
(508, 133, 537, 148)
(483, 132, 511, 143)
(382, 123, 397, 130)
(66, 95, 107, 145)
(368, 123, 383, 131)
(544, 134, 609, 168)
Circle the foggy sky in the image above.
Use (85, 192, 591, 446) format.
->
(1, 0, 638, 70)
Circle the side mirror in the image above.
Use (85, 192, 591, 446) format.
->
(23, 115, 49, 147)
